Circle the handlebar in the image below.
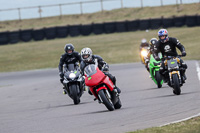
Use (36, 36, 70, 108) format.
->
(161, 55, 183, 61)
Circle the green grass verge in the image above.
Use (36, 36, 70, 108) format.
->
(128, 116, 200, 133)
(0, 26, 200, 72)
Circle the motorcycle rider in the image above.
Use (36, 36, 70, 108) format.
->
(140, 38, 150, 67)
(58, 43, 82, 94)
(140, 38, 150, 51)
(145, 38, 158, 72)
(80, 47, 121, 95)
(154, 29, 187, 83)
(149, 38, 158, 55)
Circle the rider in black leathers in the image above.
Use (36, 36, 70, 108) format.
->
(58, 44, 82, 91)
(154, 29, 187, 83)
(80, 47, 121, 94)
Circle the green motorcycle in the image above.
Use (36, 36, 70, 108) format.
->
(149, 53, 163, 88)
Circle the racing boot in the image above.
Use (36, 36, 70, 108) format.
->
(182, 74, 187, 83)
(62, 86, 67, 95)
(88, 89, 93, 95)
(112, 76, 121, 94)
(180, 67, 187, 83)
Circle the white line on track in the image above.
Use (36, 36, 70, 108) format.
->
(160, 113, 200, 127)
(159, 61, 200, 127)
(196, 61, 200, 81)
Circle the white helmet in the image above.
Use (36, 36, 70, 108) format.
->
(141, 38, 147, 43)
(81, 47, 93, 62)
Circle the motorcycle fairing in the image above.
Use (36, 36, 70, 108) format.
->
(167, 59, 178, 70)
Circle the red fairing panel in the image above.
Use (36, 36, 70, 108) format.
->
(85, 68, 106, 86)
(102, 76, 114, 91)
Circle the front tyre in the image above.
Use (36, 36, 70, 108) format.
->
(172, 74, 181, 95)
(155, 71, 162, 88)
(98, 90, 114, 111)
(70, 84, 80, 105)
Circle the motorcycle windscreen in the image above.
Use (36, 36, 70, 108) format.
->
(167, 59, 178, 69)
(84, 64, 105, 86)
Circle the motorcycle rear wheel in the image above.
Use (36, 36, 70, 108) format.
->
(98, 90, 114, 111)
(172, 74, 181, 95)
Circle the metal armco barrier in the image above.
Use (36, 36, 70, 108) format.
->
(0, 15, 200, 45)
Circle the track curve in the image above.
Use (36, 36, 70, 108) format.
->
(0, 61, 200, 133)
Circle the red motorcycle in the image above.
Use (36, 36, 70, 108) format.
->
(84, 64, 122, 111)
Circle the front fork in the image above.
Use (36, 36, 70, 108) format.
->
(169, 71, 182, 85)
(98, 89, 111, 103)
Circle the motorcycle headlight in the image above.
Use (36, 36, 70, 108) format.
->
(69, 73, 76, 79)
(141, 50, 148, 57)
(153, 62, 161, 66)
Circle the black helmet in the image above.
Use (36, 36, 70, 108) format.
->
(64, 43, 74, 55)
(149, 38, 158, 46)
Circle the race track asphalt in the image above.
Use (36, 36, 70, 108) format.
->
(0, 61, 200, 133)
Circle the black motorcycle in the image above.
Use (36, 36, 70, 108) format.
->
(163, 55, 186, 95)
(63, 64, 85, 104)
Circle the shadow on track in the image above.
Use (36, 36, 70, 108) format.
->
(123, 86, 168, 93)
(47, 101, 93, 109)
(143, 90, 199, 100)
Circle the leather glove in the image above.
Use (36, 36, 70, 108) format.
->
(59, 72, 64, 79)
(182, 51, 186, 57)
(59, 72, 64, 83)
(60, 78, 64, 83)
(102, 64, 109, 71)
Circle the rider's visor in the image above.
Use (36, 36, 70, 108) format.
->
(82, 54, 89, 59)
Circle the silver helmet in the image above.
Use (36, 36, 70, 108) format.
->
(81, 47, 93, 62)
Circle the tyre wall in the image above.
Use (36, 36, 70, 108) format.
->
(1, 15, 200, 44)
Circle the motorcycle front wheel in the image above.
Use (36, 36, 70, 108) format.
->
(98, 90, 114, 111)
(70, 84, 80, 105)
(155, 71, 162, 88)
(172, 74, 181, 95)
